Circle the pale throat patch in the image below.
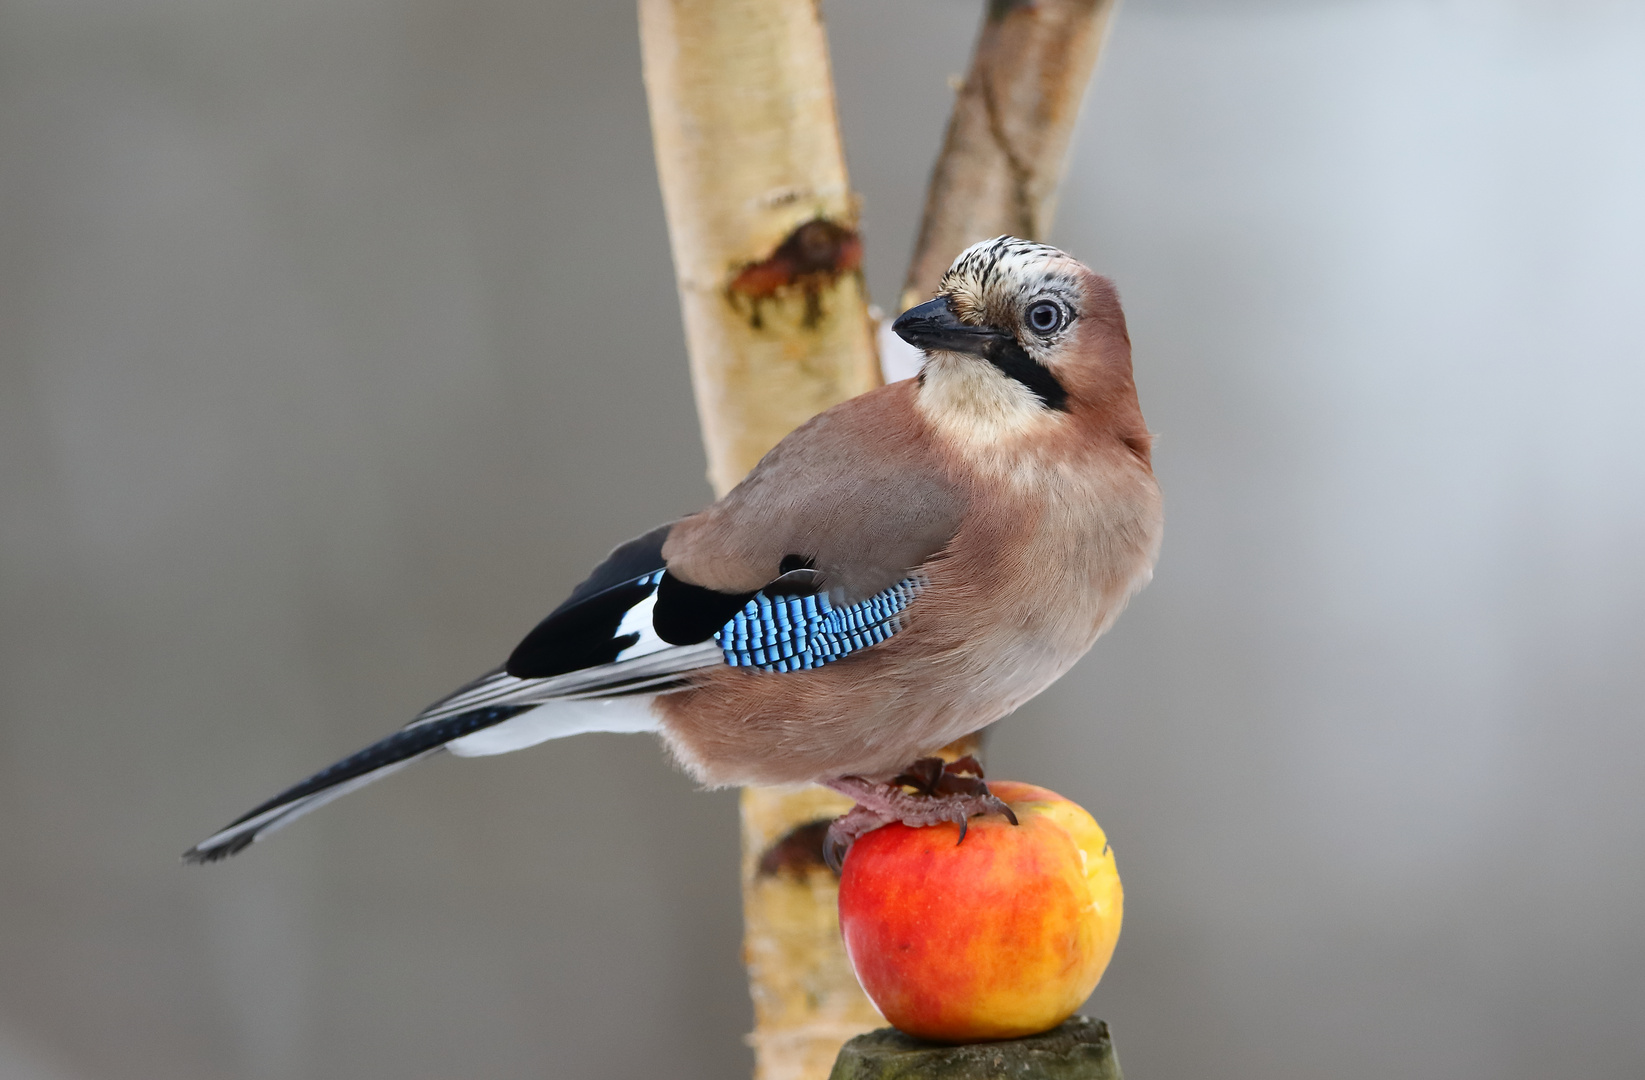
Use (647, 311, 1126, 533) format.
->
(916, 352, 1058, 455)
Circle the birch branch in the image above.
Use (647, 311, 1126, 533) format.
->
(640, 0, 881, 497)
(640, 4, 883, 1079)
(899, 0, 1120, 313)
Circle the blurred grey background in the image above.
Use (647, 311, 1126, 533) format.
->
(2, 0, 1642, 1077)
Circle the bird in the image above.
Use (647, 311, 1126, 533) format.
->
(184, 236, 1163, 865)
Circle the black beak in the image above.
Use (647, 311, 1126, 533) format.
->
(892, 296, 1004, 356)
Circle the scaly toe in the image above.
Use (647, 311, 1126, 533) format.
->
(821, 765, 1020, 866)
(823, 805, 890, 873)
(981, 791, 1019, 826)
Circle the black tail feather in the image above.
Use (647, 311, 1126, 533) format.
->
(182, 703, 532, 864)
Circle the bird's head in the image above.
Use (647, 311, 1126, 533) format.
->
(894, 237, 1143, 459)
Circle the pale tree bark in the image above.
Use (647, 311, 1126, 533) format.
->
(639, 2, 1118, 1078)
(640, 4, 883, 1078)
(640, 0, 881, 499)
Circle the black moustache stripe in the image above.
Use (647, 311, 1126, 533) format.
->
(986, 338, 1069, 411)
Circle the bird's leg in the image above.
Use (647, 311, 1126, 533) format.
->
(822, 755, 1018, 870)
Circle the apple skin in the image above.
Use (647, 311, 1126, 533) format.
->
(837, 781, 1122, 1043)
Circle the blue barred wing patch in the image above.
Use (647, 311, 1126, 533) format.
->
(715, 579, 921, 672)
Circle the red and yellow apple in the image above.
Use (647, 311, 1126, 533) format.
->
(837, 781, 1122, 1043)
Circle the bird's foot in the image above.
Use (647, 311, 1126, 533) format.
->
(821, 755, 1018, 871)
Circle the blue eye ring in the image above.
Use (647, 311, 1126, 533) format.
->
(1026, 300, 1065, 335)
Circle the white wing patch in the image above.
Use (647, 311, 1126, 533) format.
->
(613, 590, 672, 662)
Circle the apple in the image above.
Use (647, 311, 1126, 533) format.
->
(837, 781, 1122, 1043)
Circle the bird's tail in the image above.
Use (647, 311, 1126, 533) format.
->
(182, 652, 711, 863)
(184, 563, 724, 863)
(182, 703, 537, 863)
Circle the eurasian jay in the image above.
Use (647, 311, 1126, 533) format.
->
(185, 236, 1163, 864)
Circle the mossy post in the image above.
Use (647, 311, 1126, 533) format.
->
(829, 1018, 1123, 1080)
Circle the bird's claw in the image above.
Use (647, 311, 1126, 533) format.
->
(822, 755, 1017, 870)
(823, 805, 885, 873)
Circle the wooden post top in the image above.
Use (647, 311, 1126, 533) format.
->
(828, 1017, 1123, 1080)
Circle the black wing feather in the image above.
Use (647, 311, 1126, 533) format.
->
(506, 577, 656, 678)
(509, 523, 771, 669)
(549, 524, 671, 615)
(653, 572, 758, 646)
(505, 524, 672, 678)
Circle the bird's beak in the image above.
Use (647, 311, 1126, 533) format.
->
(892, 296, 1004, 356)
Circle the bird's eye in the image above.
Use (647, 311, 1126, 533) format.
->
(1026, 300, 1064, 335)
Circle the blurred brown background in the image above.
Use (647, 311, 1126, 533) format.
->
(3, 1, 1643, 1077)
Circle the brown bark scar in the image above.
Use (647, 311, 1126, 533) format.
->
(756, 818, 838, 879)
(726, 217, 864, 330)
